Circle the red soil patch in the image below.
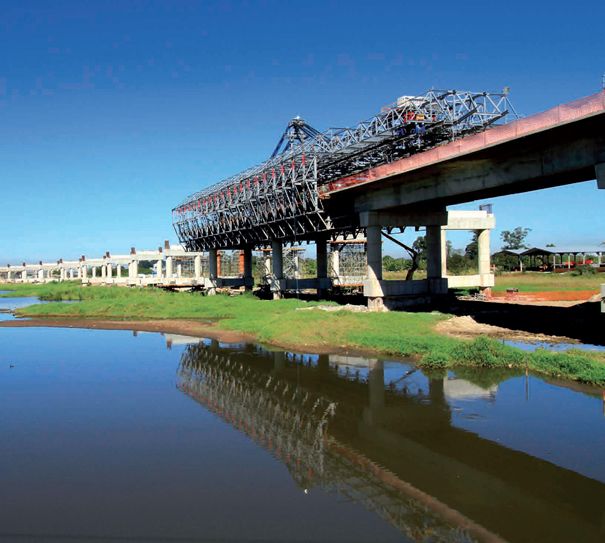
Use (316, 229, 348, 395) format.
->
(491, 290, 598, 302)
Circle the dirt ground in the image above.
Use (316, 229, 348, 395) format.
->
(435, 315, 578, 343)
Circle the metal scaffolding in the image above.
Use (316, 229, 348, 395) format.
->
(173, 89, 517, 251)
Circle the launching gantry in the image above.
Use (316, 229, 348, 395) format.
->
(171, 89, 517, 251)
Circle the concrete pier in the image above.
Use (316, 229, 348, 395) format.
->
(360, 209, 495, 310)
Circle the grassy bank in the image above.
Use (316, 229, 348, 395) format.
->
(2, 282, 605, 386)
(492, 271, 603, 292)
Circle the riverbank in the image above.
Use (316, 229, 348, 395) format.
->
(2, 282, 605, 386)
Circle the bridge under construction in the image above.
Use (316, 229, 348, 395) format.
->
(171, 87, 605, 309)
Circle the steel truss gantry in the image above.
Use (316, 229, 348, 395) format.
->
(173, 89, 517, 251)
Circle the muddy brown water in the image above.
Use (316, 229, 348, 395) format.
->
(1, 324, 604, 542)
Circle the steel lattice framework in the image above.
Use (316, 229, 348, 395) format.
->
(173, 89, 517, 251)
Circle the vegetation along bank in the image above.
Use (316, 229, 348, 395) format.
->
(1, 282, 604, 386)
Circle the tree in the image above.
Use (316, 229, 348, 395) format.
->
(465, 232, 479, 261)
(501, 227, 531, 250)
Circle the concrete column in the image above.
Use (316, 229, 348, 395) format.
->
(271, 240, 283, 299)
(60, 268, 66, 281)
(156, 260, 163, 280)
(116, 265, 121, 278)
(21, 270, 27, 282)
(106, 263, 112, 280)
(208, 249, 218, 295)
(82, 266, 88, 280)
(426, 226, 443, 279)
(177, 263, 182, 278)
(243, 247, 253, 291)
(194, 255, 201, 279)
(426, 225, 447, 295)
(129, 260, 138, 282)
(440, 228, 448, 277)
(92, 267, 97, 278)
(165, 256, 173, 279)
(293, 252, 301, 279)
(477, 229, 491, 276)
(365, 225, 383, 310)
(317, 239, 328, 279)
(38, 269, 44, 281)
(69, 269, 74, 280)
(101, 264, 106, 279)
(7, 270, 12, 282)
(366, 225, 383, 282)
(329, 247, 340, 280)
(272, 241, 283, 279)
(263, 251, 271, 277)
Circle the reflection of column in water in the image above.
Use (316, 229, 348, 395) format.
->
(368, 359, 385, 411)
(274, 351, 286, 372)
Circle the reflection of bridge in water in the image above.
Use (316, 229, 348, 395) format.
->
(177, 342, 605, 543)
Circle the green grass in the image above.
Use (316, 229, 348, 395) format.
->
(492, 272, 603, 292)
(2, 282, 605, 386)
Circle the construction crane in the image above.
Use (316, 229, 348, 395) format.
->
(172, 89, 517, 251)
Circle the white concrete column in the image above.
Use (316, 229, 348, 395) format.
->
(116, 265, 121, 278)
(7, 270, 12, 282)
(440, 228, 448, 277)
(129, 260, 138, 282)
(194, 255, 201, 279)
(92, 267, 97, 278)
(329, 247, 340, 280)
(263, 251, 271, 277)
(177, 263, 182, 278)
(106, 263, 112, 280)
(101, 264, 106, 279)
(243, 247, 253, 291)
(165, 256, 173, 279)
(156, 260, 163, 280)
(477, 229, 491, 276)
(82, 266, 88, 280)
(60, 268, 66, 282)
(293, 253, 301, 279)
(21, 270, 27, 282)
(69, 269, 74, 280)
(38, 269, 44, 281)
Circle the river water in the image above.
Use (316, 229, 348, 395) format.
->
(1, 324, 604, 542)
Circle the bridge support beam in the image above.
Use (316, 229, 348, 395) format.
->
(596, 163, 605, 189)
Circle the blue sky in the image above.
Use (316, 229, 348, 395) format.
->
(0, 0, 603, 262)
